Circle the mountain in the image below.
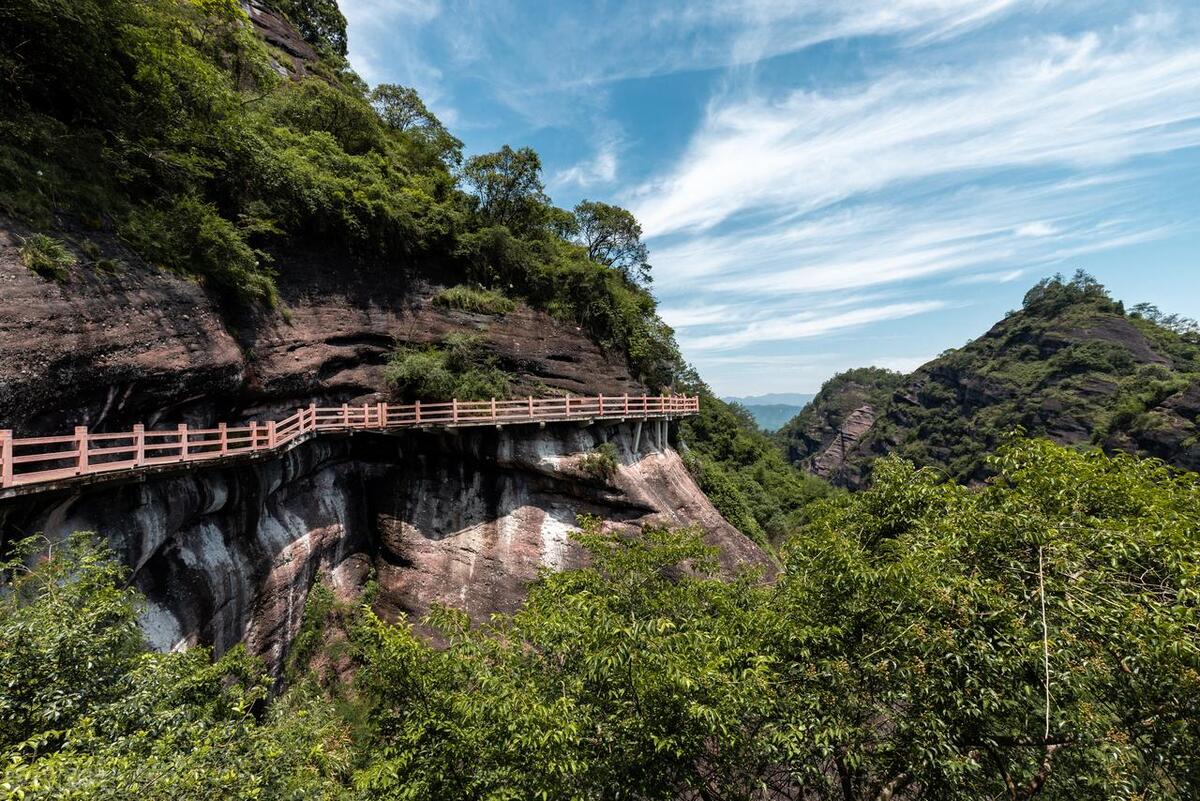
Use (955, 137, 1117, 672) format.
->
(720, 393, 815, 432)
(723, 392, 816, 406)
(779, 272, 1200, 487)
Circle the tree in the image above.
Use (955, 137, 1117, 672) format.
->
(369, 83, 462, 165)
(573, 199, 652, 286)
(460, 145, 550, 237)
(271, 0, 348, 57)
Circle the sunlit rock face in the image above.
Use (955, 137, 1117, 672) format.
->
(2, 422, 769, 675)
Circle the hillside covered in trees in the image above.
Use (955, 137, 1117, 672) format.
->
(4, 439, 1198, 798)
(780, 272, 1200, 487)
(0, 0, 679, 387)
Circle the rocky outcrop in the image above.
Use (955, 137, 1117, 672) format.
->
(0, 221, 646, 435)
(0, 422, 768, 674)
(777, 368, 904, 482)
(805, 404, 877, 480)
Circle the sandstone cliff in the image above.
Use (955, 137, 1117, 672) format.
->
(0, 422, 769, 675)
(0, 217, 768, 673)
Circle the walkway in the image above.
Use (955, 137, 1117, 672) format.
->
(0, 394, 699, 495)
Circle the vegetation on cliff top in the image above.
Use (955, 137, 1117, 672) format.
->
(780, 272, 1200, 486)
(5, 440, 1198, 798)
(0, 0, 680, 386)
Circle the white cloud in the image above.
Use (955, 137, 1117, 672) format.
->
(631, 25, 1200, 237)
(871, 354, 937, 373)
(1015, 221, 1057, 237)
(681, 301, 947, 352)
(552, 139, 619, 189)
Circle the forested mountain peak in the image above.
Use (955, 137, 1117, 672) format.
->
(781, 271, 1200, 486)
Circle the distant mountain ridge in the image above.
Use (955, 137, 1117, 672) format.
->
(778, 273, 1200, 487)
(721, 393, 815, 431)
(723, 392, 816, 407)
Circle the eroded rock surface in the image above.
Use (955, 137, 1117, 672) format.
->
(0, 221, 644, 435)
(1, 423, 769, 674)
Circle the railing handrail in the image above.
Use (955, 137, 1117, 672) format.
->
(0, 394, 699, 491)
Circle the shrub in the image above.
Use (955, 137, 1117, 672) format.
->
(433, 284, 516, 315)
(18, 233, 75, 282)
(121, 196, 278, 305)
(384, 334, 511, 401)
(580, 441, 620, 480)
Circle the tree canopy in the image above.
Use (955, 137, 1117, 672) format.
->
(5, 439, 1196, 799)
(573, 199, 652, 287)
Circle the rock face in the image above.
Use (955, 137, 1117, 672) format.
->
(777, 368, 904, 483)
(0, 422, 768, 674)
(0, 218, 767, 674)
(0, 220, 644, 435)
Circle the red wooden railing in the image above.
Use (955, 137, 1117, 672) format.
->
(0, 394, 698, 491)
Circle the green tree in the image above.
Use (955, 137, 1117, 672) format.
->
(461, 145, 549, 236)
(270, 0, 348, 56)
(369, 83, 462, 166)
(573, 199, 652, 286)
(0, 534, 353, 799)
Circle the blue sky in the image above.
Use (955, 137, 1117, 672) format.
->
(340, 0, 1200, 395)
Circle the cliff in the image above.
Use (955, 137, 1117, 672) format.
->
(0, 223, 769, 675)
(0, 416, 768, 675)
(0, 220, 644, 435)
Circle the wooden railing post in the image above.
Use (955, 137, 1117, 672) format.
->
(74, 426, 89, 474)
(452, 398, 458, 424)
(249, 421, 259, 450)
(598, 393, 603, 417)
(308, 402, 317, 433)
(1, 430, 12, 488)
(178, 423, 188, 461)
(218, 423, 228, 456)
(132, 424, 145, 466)
(267, 420, 277, 449)
(414, 400, 421, 425)
(341, 403, 349, 428)
(490, 397, 497, 422)
(362, 403, 370, 429)
(378, 402, 387, 429)
(566, 394, 571, 418)
(528, 395, 534, 417)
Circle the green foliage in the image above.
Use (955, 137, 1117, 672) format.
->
(349, 442, 1200, 798)
(352, 516, 776, 800)
(431, 284, 516, 315)
(270, 0, 349, 57)
(384, 333, 511, 401)
(777, 366, 904, 476)
(5, 444, 1199, 798)
(1023, 269, 1124, 317)
(121, 195, 279, 304)
(17, 233, 75, 282)
(794, 273, 1200, 485)
(0, 0, 679, 385)
(0, 533, 353, 799)
(368, 83, 462, 167)
(461, 145, 549, 237)
(572, 199, 651, 287)
(579, 441, 619, 480)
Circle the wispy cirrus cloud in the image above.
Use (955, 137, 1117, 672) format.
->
(631, 21, 1200, 237)
(551, 137, 620, 190)
(680, 300, 949, 352)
